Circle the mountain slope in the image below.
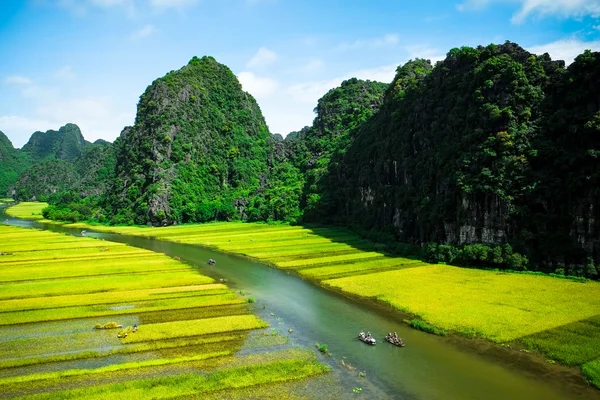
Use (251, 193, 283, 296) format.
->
(104, 56, 271, 225)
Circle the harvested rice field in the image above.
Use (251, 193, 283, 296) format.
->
(34, 216, 600, 388)
(0, 224, 331, 398)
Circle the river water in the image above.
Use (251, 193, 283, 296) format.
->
(3, 211, 599, 400)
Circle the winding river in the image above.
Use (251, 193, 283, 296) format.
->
(3, 210, 599, 400)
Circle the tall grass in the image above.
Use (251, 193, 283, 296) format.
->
(583, 359, 600, 389)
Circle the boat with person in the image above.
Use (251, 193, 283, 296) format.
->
(385, 332, 405, 347)
(358, 330, 376, 345)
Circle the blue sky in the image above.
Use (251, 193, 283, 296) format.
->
(1, 0, 599, 147)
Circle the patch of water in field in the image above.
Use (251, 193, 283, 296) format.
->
(2, 213, 600, 399)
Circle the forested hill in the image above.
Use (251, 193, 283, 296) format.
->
(284, 78, 389, 220)
(323, 42, 600, 273)
(4, 124, 114, 202)
(103, 56, 271, 225)
(0, 131, 31, 195)
(22, 123, 90, 162)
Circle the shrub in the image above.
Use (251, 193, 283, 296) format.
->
(408, 319, 446, 336)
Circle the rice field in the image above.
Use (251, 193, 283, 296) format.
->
(23, 217, 598, 388)
(4, 202, 45, 220)
(0, 224, 330, 398)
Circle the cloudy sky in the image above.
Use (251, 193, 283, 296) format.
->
(1, 0, 599, 147)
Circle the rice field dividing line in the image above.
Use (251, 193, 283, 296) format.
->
(0, 294, 245, 326)
(121, 315, 268, 344)
(0, 284, 229, 313)
(0, 290, 232, 315)
(298, 259, 426, 279)
(304, 264, 428, 280)
(193, 231, 359, 246)
(0, 334, 246, 370)
(240, 243, 379, 259)
(0, 272, 214, 300)
(0, 250, 157, 265)
(213, 236, 362, 251)
(275, 252, 386, 269)
(141, 226, 307, 240)
(0, 267, 194, 286)
(263, 249, 373, 264)
(0, 252, 164, 268)
(0, 351, 232, 386)
(160, 228, 317, 242)
(0, 242, 126, 253)
(0, 238, 84, 246)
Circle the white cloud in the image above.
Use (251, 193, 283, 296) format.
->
(55, 65, 76, 81)
(131, 24, 156, 40)
(405, 45, 446, 63)
(457, 0, 600, 23)
(149, 0, 198, 10)
(246, 47, 278, 68)
(5, 76, 33, 86)
(299, 59, 324, 73)
(238, 72, 279, 99)
(339, 34, 399, 50)
(528, 38, 600, 65)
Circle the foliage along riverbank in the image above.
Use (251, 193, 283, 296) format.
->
(0, 223, 332, 398)
(9, 202, 598, 390)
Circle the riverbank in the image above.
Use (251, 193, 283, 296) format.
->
(6, 202, 600, 390)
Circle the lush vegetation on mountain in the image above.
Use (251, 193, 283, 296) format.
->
(103, 56, 272, 225)
(320, 43, 600, 277)
(285, 78, 388, 221)
(0, 131, 31, 195)
(22, 123, 90, 162)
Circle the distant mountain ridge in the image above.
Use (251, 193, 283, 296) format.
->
(0, 123, 114, 200)
(22, 123, 90, 162)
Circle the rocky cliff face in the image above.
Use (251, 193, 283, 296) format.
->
(104, 56, 271, 225)
(331, 43, 600, 269)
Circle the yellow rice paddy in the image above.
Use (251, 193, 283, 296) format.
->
(0, 222, 329, 398)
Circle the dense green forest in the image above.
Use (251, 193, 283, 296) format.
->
(0, 131, 31, 195)
(3, 42, 599, 277)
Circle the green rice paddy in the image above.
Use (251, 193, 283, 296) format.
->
(0, 224, 330, 398)
(27, 215, 599, 389)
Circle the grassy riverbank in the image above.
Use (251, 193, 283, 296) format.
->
(6, 202, 600, 388)
(0, 223, 331, 398)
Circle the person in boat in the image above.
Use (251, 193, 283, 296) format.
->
(208, 258, 216, 265)
(81, 229, 86, 236)
(359, 330, 365, 339)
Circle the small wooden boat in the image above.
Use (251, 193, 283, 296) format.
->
(384, 335, 405, 347)
(358, 333, 376, 345)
